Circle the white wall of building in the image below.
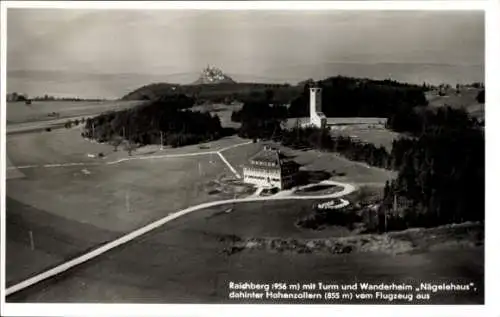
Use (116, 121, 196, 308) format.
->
(243, 167, 283, 189)
(310, 87, 322, 113)
(309, 87, 326, 128)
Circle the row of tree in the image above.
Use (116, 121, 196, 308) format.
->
(32, 95, 106, 102)
(6, 92, 29, 102)
(82, 94, 226, 148)
(386, 105, 481, 135)
(231, 98, 288, 140)
(7, 92, 107, 102)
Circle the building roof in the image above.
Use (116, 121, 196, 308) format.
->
(251, 146, 282, 162)
(245, 146, 299, 170)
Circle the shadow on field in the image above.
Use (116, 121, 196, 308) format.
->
(295, 170, 332, 186)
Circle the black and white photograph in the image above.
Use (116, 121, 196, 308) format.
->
(1, 1, 495, 315)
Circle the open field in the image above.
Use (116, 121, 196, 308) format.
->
(6, 100, 143, 124)
(329, 128, 403, 151)
(426, 87, 484, 118)
(191, 102, 242, 129)
(7, 157, 235, 233)
(6, 149, 238, 285)
(6, 125, 251, 169)
(7, 128, 114, 167)
(7, 199, 483, 304)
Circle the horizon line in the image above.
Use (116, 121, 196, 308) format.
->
(7, 61, 485, 76)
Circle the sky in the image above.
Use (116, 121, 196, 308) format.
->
(7, 10, 484, 79)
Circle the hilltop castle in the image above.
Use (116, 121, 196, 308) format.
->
(192, 65, 236, 85)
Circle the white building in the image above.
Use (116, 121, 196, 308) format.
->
(308, 86, 327, 128)
(243, 146, 300, 190)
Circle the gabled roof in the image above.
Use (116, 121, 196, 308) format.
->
(250, 146, 282, 165)
(246, 146, 297, 170)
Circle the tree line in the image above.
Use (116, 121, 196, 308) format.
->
(386, 104, 481, 135)
(32, 95, 107, 102)
(380, 123, 484, 231)
(82, 94, 226, 149)
(288, 76, 428, 118)
(231, 97, 288, 140)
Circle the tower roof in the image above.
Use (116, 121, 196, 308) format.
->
(308, 80, 321, 88)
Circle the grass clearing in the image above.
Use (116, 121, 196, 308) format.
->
(7, 156, 233, 233)
(425, 88, 484, 120)
(291, 150, 396, 184)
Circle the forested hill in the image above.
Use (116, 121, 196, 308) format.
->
(288, 76, 428, 118)
(121, 83, 182, 101)
(121, 82, 301, 105)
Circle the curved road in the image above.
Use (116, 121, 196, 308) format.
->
(6, 139, 357, 296)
